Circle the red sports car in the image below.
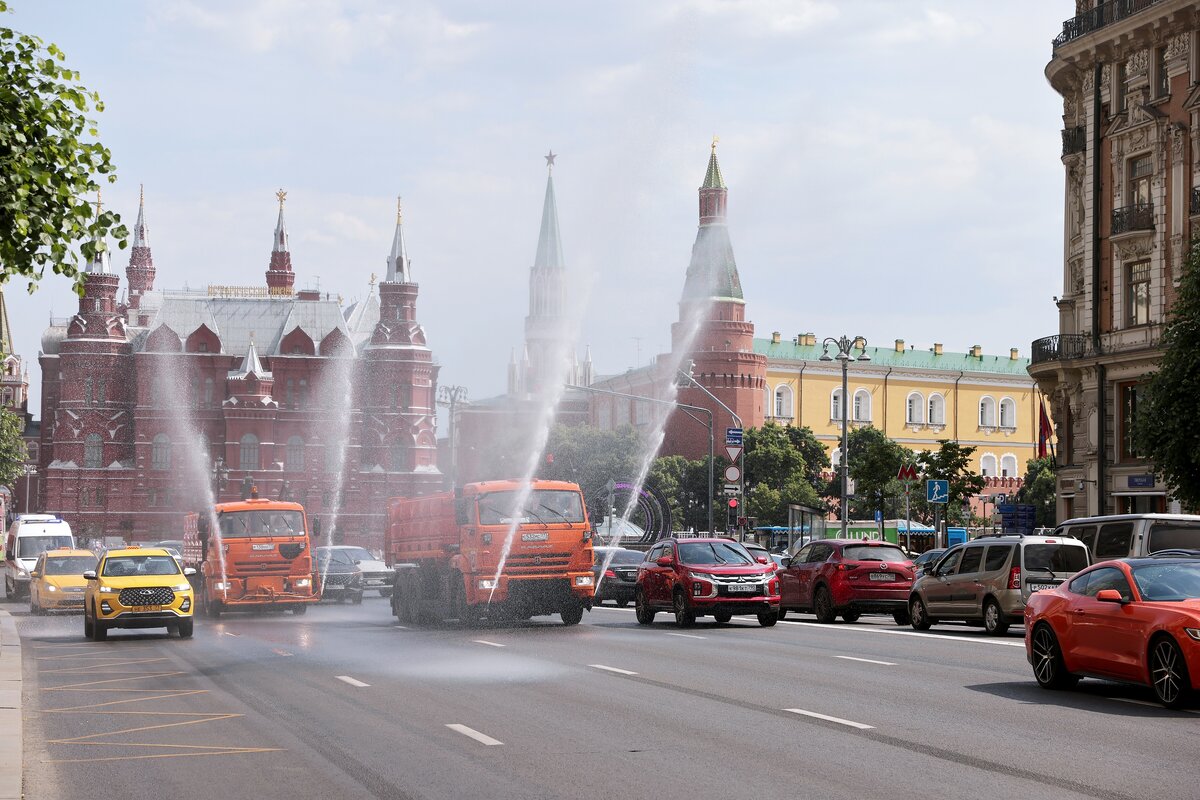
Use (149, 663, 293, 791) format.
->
(1024, 556, 1200, 708)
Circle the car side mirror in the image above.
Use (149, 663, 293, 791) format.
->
(29, 570, 39, 578)
(656, 556, 673, 567)
(183, 567, 196, 577)
(756, 556, 769, 565)
(1095, 589, 1129, 605)
(82, 570, 97, 580)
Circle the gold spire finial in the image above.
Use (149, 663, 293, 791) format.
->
(276, 188, 287, 207)
(396, 195, 403, 224)
(711, 135, 719, 153)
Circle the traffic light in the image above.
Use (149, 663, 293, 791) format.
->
(727, 497, 739, 530)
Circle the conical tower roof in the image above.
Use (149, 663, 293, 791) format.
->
(534, 154, 565, 271)
(681, 144, 741, 302)
(385, 196, 410, 282)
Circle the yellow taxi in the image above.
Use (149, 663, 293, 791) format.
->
(29, 549, 97, 614)
(83, 547, 196, 640)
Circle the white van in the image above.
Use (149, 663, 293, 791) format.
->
(4, 515, 75, 599)
(1053, 514, 1200, 561)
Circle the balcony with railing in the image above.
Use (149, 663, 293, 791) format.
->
(1111, 203, 1154, 236)
(1061, 126, 1086, 156)
(1053, 0, 1164, 50)
(1031, 334, 1092, 366)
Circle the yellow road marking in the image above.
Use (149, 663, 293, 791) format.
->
(45, 747, 283, 764)
(45, 690, 209, 712)
(43, 672, 186, 690)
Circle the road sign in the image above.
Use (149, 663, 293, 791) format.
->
(874, 510, 883, 524)
(926, 479, 949, 503)
(897, 464, 919, 481)
(724, 465, 741, 482)
(723, 485, 739, 495)
(725, 445, 742, 462)
(726, 427, 743, 446)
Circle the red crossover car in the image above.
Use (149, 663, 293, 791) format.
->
(778, 539, 914, 625)
(1025, 556, 1200, 708)
(635, 538, 779, 628)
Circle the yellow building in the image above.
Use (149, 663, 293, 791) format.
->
(760, 333, 1049, 488)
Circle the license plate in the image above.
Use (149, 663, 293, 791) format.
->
(1028, 582, 1058, 592)
(728, 584, 758, 593)
(869, 573, 893, 582)
(252, 544, 274, 551)
(131, 605, 163, 612)
(521, 533, 549, 542)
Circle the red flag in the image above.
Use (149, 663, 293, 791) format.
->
(1038, 399, 1054, 458)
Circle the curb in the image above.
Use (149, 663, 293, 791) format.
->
(0, 608, 22, 800)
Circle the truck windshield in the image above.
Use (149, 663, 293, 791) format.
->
(477, 490, 586, 525)
(18, 535, 74, 559)
(1146, 523, 1200, 553)
(218, 510, 305, 538)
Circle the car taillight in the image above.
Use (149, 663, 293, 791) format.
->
(604, 569, 617, 579)
(1008, 566, 1021, 590)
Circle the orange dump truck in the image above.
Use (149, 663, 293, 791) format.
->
(386, 480, 595, 625)
(187, 493, 321, 616)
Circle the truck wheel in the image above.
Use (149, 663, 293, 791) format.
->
(351, 592, 364, 605)
(380, 588, 393, 598)
(291, 604, 307, 616)
(560, 603, 584, 626)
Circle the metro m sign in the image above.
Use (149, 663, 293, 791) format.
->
(897, 464, 919, 481)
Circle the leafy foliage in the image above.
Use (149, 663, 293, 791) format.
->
(0, 407, 27, 490)
(0, 1, 127, 294)
(917, 440, 986, 525)
(743, 423, 821, 526)
(539, 424, 643, 513)
(1017, 455, 1057, 528)
(845, 426, 907, 522)
(648, 454, 722, 533)
(1134, 240, 1200, 511)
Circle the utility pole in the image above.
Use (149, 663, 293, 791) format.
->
(437, 385, 469, 490)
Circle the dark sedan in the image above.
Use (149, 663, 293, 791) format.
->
(593, 546, 644, 607)
(316, 547, 364, 604)
(911, 548, 946, 578)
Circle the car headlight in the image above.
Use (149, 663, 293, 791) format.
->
(16, 569, 27, 578)
(46, 585, 59, 593)
(574, 575, 594, 586)
(1185, 628, 1200, 642)
(98, 585, 119, 593)
(171, 583, 191, 592)
(478, 578, 498, 590)
(295, 578, 311, 588)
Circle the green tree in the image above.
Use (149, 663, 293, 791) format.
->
(917, 440, 986, 525)
(647, 454, 719, 533)
(845, 426, 906, 523)
(1, 1, 127, 294)
(1018, 455, 1057, 528)
(784, 425, 831, 504)
(743, 423, 820, 526)
(1134, 240, 1200, 511)
(540, 424, 642, 514)
(0, 408, 27, 491)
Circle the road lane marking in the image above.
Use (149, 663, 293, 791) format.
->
(222, 631, 240, 637)
(446, 724, 503, 745)
(336, 675, 370, 687)
(393, 625, 408, 629)
(777, 619, 1025, 647)
(835, 656, 896, 666)
(665, 632, 707, 640)
(271, 648, 293, 657)
(1112, 697, 1200, 714)
(590, 664, 638, 675)
(784, 708, 875, 730)
(472, 640, 505, 648)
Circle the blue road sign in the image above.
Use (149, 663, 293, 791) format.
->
(926, 479, 949, 504)
(874, 510, 883, 524)
(726, 427, 743, 446)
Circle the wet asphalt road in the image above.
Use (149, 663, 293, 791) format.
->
(9, 593, 1200, 800)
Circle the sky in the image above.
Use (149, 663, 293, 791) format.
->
(5, 0, 1070, 414)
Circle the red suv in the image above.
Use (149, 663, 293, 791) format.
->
(778, 539, 913, 625)
(635, 538, 780, 628)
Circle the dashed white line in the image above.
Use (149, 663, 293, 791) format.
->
(777, 619, 1026, 647)
(1112, 697, 1200, 714)
(835, 655, 896, 666)
(393, 625, 408, 630)
(473, 640, 506, 648)
(222, 631, 240, 637)
(446, 723, 503, 746)
(272, 648, 294, 657)
(784, 708, 875, 730)
(336, 675, 370, 687)
(666, 632, 707, 640)
(590, 664, 638, 676)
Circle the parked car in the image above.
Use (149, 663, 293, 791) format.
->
(1025, 555, 1200, 708)
(910, 533, 1090, 636)
(83, 548, 196, 640)
(29, 549, 97, 614)
(321, 545, 391, 597)
(778, 539, 913, 625)
(1053, 514, 1200, 561)
(911, 548, 946, 578)
(635, 538, 779, 628)
(315, 547, 364, 604)
(592, 546, 643, 607)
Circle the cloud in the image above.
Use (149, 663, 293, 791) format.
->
(661, 0, 839, 37)
(863, 7, 981, 47)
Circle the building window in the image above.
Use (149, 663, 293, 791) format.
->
(980, 454, 997, 477)
(979, 397, 996, 428)
(391, 442, 408, 472)
(999, 397, 1017, 430)
(906, 392, 924, 425)
(28, 442, 38, 462)
(286, 378, 295, 408)
(853, 389, 871, 422)
(325, 443, 342, 473)
(1, 389, 10, 407)
(1115, 60, 1127, 112)
(151, 433, 171, 470)
(84, 433, 103, 468)
(190, 375, 199, 408)
(299, 378, 309, 408)
(928, 394, 945, 426)
(198, 341, 208, 353)
(1129, 154, 1152, 207)
(94, 488, 104, 507)
(763, 385, 772, 416)
(1000, 454, 1018, 478)
(286, 436, 305, 471)
(83, 377, 93, 406)
(239, 433, 259, 471)
(1120, 382, 1142, 460)
(1155, 45, 1169, 99)
(830, 389, 844, 421)
(204, 377, 214, 407)
(774, 385, 793, 418)
(1127, 260, 1150, 326)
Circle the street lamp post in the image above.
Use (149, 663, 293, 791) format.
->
(437, 385, 469, 490)
(819, 335, 870, 538)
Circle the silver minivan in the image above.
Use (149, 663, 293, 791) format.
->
(909, 533, 1090, 635)
(1054, 514, 1200, 561)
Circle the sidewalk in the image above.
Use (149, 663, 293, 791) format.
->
(0, 608, 22, 800)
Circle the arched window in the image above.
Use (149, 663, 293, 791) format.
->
(853, 389, 871, 422)
(239, 433, 259, 471)
(203, 377, 214, 407)
(27, 442, 38, 463)
(980, 453, 997, 477)
(774, 385, 793, 418)
(83, 377, 93, 406)
(286, 436, 305, 471)
(999, 397, 1017, 429)
(84, 434, 103, 468)
(979, 396, 996, 427)
(830, 389, 844, 420)
(1000, 454, 1018, 477)
(298, 378, 309, 408)
(763, 385, 773, 416)
(391, 442, 409, 472)
(1, 389, 10, 407)
(928, 394, 945, 426)
(906, 392, 925, 425)
(151, 433, 171, 470)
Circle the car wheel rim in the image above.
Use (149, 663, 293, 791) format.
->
(911, 600, 923, 625)
(986, 604, 998, 630)
(1032, 627, 1057, 684)
(674, 594, 685, 620)
(1152, 641, 1182, 705)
